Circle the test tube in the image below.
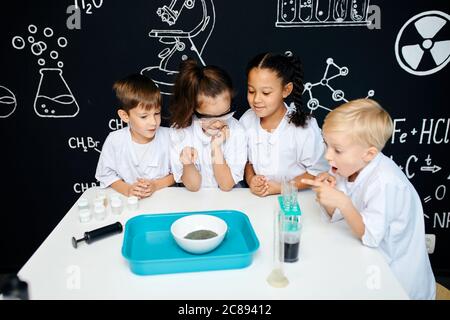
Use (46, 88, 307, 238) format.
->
(350, 0, 369, 21)
(267, 206, 289, 288)
(333, 0, 349, 22)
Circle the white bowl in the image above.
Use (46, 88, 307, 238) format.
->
(171, 214, 228, 254)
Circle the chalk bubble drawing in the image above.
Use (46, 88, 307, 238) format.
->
(12, 25, 79, 118)
(276, 0, 371, 27)
(395, 11, 450, 76)
(0, 86, 17, 118)
(141, 0, 215, 95)
(304, 58, 374, 113)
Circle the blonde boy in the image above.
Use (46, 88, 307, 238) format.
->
(302, 99, 435, 300)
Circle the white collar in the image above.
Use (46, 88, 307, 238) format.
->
(345, 152, 383, 193)
(126, 126, 159, 167)
(255, 103, 289, 145)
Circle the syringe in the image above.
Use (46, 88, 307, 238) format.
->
(72, 222, 123, 249)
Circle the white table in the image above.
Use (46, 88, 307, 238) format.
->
(18, 187, 408, 299)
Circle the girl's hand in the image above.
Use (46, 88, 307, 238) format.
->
(180, 146, 198, 165)
(262, 180, 281, 197)
(249, 175, 268, 197)
(315, 172, 336, 188)
(211, 124, 230, 147)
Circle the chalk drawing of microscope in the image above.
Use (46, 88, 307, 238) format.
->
(276, 0, 371, 27)
(141, 0, 216, 95)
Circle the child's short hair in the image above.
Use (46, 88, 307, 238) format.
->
(323, 99, 393, 150)
(113, 74, 161, 113)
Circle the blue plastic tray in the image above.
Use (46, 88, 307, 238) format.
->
(121, 210, 260, 275)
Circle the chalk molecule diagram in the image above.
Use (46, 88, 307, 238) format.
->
(303, 57, 374, 113)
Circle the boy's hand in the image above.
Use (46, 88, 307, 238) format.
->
(315, 172, 336, 187)
(301, 178, 347, 208)
(127, 181, 147, 199)
(180, 146, 198, 165)
(137, 178, 157, 198)
(249, 175, 268, 197)
(211, 125, 230, 147)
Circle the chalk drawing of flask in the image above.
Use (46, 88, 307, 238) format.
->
(34, 68, 79, 118)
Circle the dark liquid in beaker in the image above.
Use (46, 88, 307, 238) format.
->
(284, 241, 299, 263)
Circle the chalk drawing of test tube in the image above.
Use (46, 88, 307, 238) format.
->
(33, 68, 80, 118)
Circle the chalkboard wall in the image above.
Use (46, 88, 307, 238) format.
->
(1, 1, 449, 277)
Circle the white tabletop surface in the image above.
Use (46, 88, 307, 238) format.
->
(18, 187, 408, 299)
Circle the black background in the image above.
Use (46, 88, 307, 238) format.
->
(0, 1, 449, 278)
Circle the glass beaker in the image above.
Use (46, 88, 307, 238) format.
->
(34, 68, 80, 118)
(280, 179, 301, 263)
(283, 213, 302, 263)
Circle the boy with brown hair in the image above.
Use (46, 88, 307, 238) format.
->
(95, 74, 174, 198)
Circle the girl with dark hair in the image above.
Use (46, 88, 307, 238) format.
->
(169, 59, 247, 191)
(240, 52, 329, 197)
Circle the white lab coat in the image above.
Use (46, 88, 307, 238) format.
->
(239, 104, 329, 182)
(169, 116, 247, 188)
(95, 126, 171, 187)
(323, 153, 436, 300)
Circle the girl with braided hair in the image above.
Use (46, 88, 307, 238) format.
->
(240, 51, 329, 197)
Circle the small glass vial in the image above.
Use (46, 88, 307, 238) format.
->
(95, 190, 108, 207)
(127, 196, 139, 211)
(93, 202, 106, 221)
(77, 197, 91, 223)
(77, 197, 89, 211)
(79, 209, 92, 223)
(111, 197, 123, 215)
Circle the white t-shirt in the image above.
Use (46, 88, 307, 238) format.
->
(95, 126, 171, 187)
(239, 104, 329, 182)
(169, 116, 247, 188)
(324, 153, 436, 300)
